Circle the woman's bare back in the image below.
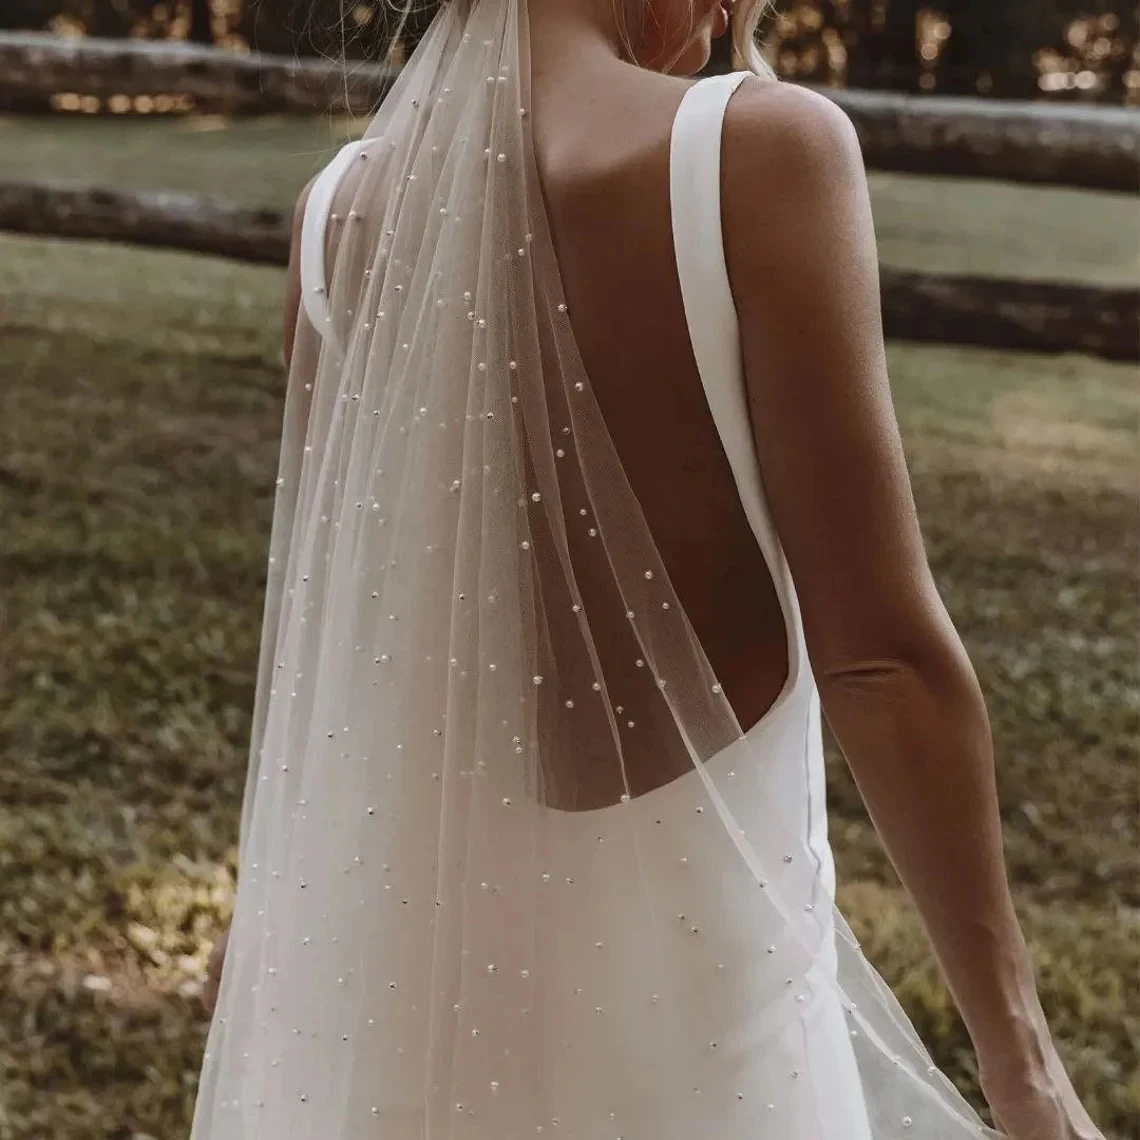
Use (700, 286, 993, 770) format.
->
(532, 61, 790, 737)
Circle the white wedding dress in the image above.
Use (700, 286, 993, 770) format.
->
(191, 4, 1004, 1135)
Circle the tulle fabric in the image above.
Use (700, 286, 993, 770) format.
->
(191, 1, 1004, 1135)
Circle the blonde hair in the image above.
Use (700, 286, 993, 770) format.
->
(733, 0, 774, 75)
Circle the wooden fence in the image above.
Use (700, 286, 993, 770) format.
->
(1, 31, 1138, 191)
(0, 32, 1136, 359)
(1, 179, 1135, 361)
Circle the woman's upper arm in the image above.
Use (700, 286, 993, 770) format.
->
(721, 84, 951, 677)
(284, 175, 318, 370)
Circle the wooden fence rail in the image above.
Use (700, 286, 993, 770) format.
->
(823, 86, 1139, 194)
(0, 32, 1138, 191)
(1, 179, 1135, 361)
(0, 32, 400, 116)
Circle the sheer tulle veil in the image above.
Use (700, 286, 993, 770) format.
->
(191, 1, 1005, 1135)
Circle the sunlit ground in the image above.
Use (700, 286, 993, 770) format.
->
(0, 117, 1137, 1138)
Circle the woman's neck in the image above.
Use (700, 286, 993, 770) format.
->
(527, 0, 629, 82)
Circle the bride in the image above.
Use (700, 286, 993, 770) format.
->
(192, 0, 1105, 1136)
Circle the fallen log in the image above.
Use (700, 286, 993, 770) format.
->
(0, 179, 1135, 361)
(0, 32, 1137, 191)
(878, 270, 1138, 362)
(823, 87, 1140, 195)
(0, 180, 290, 265)
(0, 31, 398, 117)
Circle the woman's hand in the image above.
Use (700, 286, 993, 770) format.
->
(201, 925, 229, 1017)
(981, 1043, 1104, 1140)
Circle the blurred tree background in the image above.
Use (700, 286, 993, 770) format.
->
(0, 0, 1137, 102)
(767, 0, 1138, 99)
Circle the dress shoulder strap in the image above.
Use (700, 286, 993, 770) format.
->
(299, 139, 368, 335)
(668, 72, 748, 394)
(669, 72, 809, 691)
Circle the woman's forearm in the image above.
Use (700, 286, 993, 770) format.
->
(818, 627, 1049, 1065)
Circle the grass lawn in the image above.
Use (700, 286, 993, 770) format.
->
(0, 116, 1137, 1139)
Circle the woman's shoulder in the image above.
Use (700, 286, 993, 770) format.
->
(724, 77, 859, 154)
(719, 77, 871, 284)
(721, 78, 865, 217)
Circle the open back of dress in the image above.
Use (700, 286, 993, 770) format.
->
(191, 4, 1003, 1137)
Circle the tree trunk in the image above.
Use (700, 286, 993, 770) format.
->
(187, 0, 214, 46)
(90, 0, 129, 38)
(2, 178, 1135, 362)
(236, 0, 294, 56)
(0, 0, 56, 30)
(937, 0, 1040, 98)
(847, 0, 923, 92)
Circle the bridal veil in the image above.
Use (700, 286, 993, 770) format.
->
(192, 2, 1004, 1135)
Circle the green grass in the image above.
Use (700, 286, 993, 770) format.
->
(0, 113, 353, 209)
(868, 172, 1139, 286)
(0, 117, 1138, 1139)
